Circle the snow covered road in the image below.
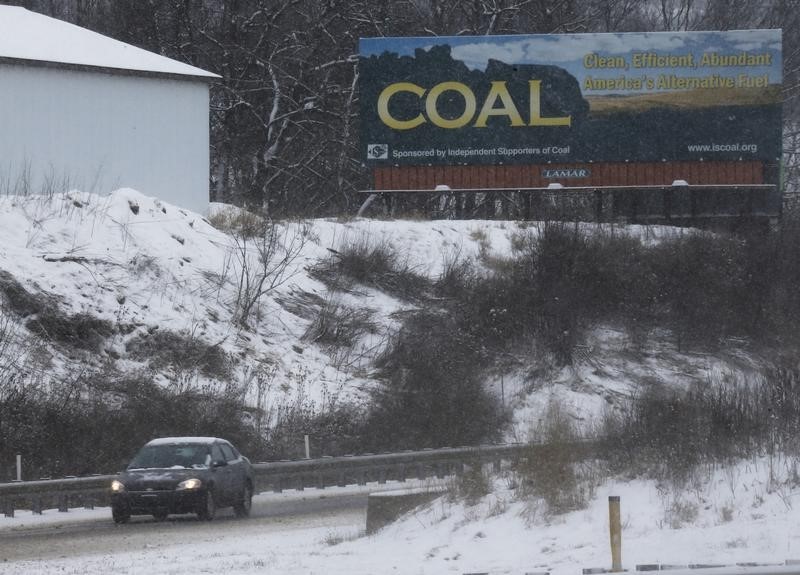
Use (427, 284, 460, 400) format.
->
(0, 489, 368, 564)
(4, 462, 800, 575)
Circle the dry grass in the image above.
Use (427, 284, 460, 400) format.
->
(207, 206, 265, 238)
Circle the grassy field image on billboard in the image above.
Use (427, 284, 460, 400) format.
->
(587, 85, 783, 114)
(359, 30, 782, 166)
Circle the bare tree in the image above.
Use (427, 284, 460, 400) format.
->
(584, 0, 649, 32)
(14, 0, 799, 214)
(230, 219, 309, 327)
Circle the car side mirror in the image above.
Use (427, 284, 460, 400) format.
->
(212, 459, 228, 468)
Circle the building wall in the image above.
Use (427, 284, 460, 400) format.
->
(0, 63, 210, 214)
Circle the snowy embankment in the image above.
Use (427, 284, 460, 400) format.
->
(0, 190, 757, 428)
(1, 189, 795, 574)
(2, 457, 800, 575)
(0, 190, 521, 410)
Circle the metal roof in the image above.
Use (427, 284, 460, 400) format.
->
(0, 6, 219, 80)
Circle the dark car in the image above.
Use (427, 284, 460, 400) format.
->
(110, 437, 254, 523)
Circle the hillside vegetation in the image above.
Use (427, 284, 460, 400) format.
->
(1, 192, 800, 484)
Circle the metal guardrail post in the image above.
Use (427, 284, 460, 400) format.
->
(58, 492, 69, 512)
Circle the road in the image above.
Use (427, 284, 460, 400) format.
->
(0, 488, 371, 563)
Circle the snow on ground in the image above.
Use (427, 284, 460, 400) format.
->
(500, 326, 767, 440)
(393, 458, 800, 575)
(2, 457, 800, 574)
(0, 190, 752, 420)
(0, 191, 507, 411)
(0, 190, 534, 409)
(1, 190, 791, 574)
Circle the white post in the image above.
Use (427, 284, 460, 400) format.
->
(304, 435, 310, 459)
(16, 454, 21, 482)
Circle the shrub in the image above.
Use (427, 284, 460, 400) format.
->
(450, 463, 492, 506)
(434, 248, 475, 300)
(127, 330, 234, 381)
(310, 222, 800, 375)
(0, 373, 267, 479)
(649, 233, 744, 349)
(0, 270, 50, 317)
(303, 298, 378, 349)
(598, 361, 800, 483)
(447, 223, 659, 365)
(362, 311, 507, 451)
(665, 498, 699, 529)
(0, 269, 115, 352)
(312, 234, 431, 301)
(27, 310, 114, 352)
(753, 222, 800, 347)
(515, 399, 590, 515)
(263, 402, 366, 460)
(599, 383, 711, 482)
(441, 223, 800, 365)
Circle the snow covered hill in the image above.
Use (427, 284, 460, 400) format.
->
(2, 189, 800, 575)
(0, 189, 513, 410)
(0, 189, 767, 437)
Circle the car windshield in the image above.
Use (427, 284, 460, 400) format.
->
(127, 443, 211, 470)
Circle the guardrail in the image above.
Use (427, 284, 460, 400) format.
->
(0, 443, 531, 518)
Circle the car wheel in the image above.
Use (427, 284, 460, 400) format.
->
(112, 505, 130, 524)
(234, 483, 253, 518)
(197, 490, 216, 521)
(152, 511, 168, 521)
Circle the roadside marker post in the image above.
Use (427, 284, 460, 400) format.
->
(609, 495, 622, 572)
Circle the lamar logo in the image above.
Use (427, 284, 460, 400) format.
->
(542, 168, 590, 178)
(367, 144, 388, 160)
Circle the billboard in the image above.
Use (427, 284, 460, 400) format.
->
(359, 30, 782, 167)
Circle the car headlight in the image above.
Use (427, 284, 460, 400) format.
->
(177, 478, 202, 490)
(110, 480, 126, 493)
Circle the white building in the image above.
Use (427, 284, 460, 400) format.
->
(0, 7, 218, 214)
